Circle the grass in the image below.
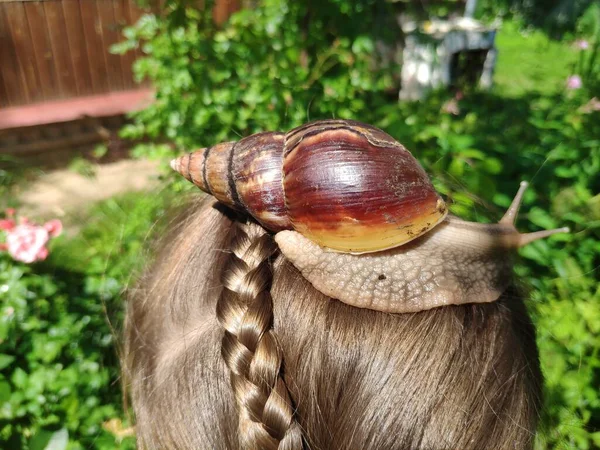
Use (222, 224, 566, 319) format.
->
(494, 21, 578, 97)
(52, 186, 179, 280)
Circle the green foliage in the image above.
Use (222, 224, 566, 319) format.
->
(0, 191, 176, 449)
(113, 0, 398, 149)
(0, 158, 41, 211)
(67, 158, 97, 179)
(0, 155, 24, 198)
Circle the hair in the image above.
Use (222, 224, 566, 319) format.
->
(123, 197, 543, 450)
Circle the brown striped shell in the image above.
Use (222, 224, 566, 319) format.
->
(171, 119, 448, 254)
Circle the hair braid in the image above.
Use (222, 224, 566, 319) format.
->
(216, 220, 303, 450)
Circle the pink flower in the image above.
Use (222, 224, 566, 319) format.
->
(43, 219, 63, 237)
(6, 224, 51, 263)
(0, 209, 16, 231)
(566, 75, 582, 90)
(575, 40, 589, 50)
(0, 212, 62, 264)
(0, 219, 15, 231)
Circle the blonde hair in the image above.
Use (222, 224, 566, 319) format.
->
(124, 198, 542, 449)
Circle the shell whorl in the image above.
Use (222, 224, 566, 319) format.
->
(173, 141, 236, 206)
(172, 119, 448, 253)
(173, 132, 290, 231)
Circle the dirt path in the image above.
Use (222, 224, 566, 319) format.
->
(18, 159, 160, 218)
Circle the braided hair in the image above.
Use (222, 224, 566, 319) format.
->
(216, 220, 303, 449)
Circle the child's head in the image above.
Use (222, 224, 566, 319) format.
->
(124, 199, 542, 450)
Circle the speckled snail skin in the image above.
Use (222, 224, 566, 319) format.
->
(171, 119, 568, 313)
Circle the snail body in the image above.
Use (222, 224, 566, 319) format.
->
(275, 215, 536, 313)
(171, 120, 447, 254)
(172, 120, 568, 313)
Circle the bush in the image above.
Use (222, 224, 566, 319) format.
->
(0, 192, 176, 449)
(114, 0, 398, 149)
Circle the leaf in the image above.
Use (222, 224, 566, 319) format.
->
(351, 36, 374, 54)
(457, 148, 486, 160)
(448, 134, 475, 150)
(482, 157, 503, 174)
(591, 431, 600, 447)
(45, 428, 69, 450)
(0, 354, 15, 370)
(29, 428, 69, 450)
(0, 379, 11, 402)
(527, 207, 558, 229)
(11, 367, 27, 389)
(554, 165, 579, 178)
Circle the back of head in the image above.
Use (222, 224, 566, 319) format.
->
(124, 199, 542, 450)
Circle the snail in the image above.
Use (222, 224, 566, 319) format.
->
(171, 119, 568, 313)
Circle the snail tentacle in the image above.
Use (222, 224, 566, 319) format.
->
(500, 180, 529, 225)
(498, 181, 569, 247)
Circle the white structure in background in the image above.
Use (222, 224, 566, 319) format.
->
(399, 17, 498, 101)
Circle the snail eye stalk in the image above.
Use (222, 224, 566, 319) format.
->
(500, 181, 569, 247)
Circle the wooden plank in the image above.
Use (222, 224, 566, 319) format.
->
(62, 0, 94, 96)
(0, 67, 9, 107)
(213, 0, 239, 26)
(114, 0, 136, 89)
(4, 2, 43, 102)
(0, 88, 153, 129)
(44, 1, 77, 98)
(126, 0, 145, 22)
(125, 0, 146, 61)
(0, 4, 10, 106)
(96, 0, 124, 91)
(5, 129, 107, 157)
(1, 0, 153, 106)
(0, 4, 28, 105)
(24, 1, 61, 101)
(79, 0, 110, 93)
(0, 0, 67, 2)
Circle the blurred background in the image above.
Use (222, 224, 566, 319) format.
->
(0, 0, 598, 448)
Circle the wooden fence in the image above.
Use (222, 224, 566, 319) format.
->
(0, 0, 240, 165)
(0, 0, 148, 108)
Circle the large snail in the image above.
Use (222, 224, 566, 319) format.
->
(171, 119, 568, 313)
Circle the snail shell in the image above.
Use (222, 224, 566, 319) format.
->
(171, 119, 448, 254)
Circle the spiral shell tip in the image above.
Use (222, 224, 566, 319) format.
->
(170, 158, 180, 172)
